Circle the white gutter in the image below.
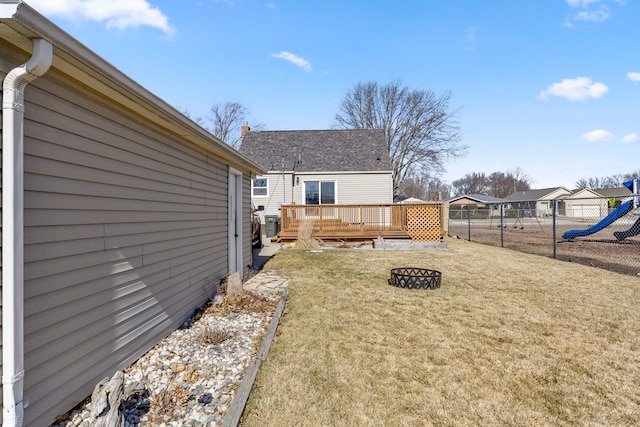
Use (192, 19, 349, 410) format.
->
(2, 38, 52, 427)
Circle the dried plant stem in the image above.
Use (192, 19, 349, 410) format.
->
(296, 218, 319, 249)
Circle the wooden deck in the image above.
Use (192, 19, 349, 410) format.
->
(278, 203, 445, 243)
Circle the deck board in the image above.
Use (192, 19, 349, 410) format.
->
(278, 203, 445, 243)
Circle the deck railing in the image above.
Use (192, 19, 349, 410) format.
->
(279, 203, 445, 241)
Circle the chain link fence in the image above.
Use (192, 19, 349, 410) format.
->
(448, 194, 640, 276)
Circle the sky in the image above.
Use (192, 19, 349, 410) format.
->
(25, 0, 640, 190)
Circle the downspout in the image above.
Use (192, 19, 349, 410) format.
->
(2, 38, 52, 427)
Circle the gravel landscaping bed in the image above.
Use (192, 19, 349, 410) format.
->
(49, 292, 280, 427)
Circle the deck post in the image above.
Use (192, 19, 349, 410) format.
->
(276, 203, 444, 242)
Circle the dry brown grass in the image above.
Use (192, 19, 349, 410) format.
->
(242, 238, 640, 426)
(197, 325, 232, 346)
(295, 218, 320, 249)
(204, 292, 278, 317)
(145, 373, 190, 419)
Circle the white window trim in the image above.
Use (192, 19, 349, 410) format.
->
(252, 177, 269, 197)
(303, 179, 338, 205)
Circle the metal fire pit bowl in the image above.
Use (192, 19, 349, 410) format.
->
(388, 267, 441, 290)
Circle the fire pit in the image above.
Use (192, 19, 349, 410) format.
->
(388, 267, 441, 290)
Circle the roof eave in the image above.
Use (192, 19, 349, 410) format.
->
(0, 1, 266, 176)
(261, 169, 393, 175)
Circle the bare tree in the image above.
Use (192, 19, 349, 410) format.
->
(399, 172, 451, 201)
(575, 170, 640, 190)
(207, 102, 264, 149)
(333, 80, 467, 193)
(180, 103, 264, 149)
(452, 172, 489, 196)
(397, 173, 428, 200)
(489, 168, 532, 198)
(510, 167, 532, 191)
(575, 178, 589, 190)
(179, 108, 206, 127)
(452, 168, 531, 197)
(424, 176, 451, 200)
(622, 170, 640, 182)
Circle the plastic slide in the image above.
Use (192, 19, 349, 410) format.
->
(613, 216, 640, 241)
(562, 200, 633, 241)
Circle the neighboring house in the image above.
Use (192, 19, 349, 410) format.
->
(0, 3, 264, 425)
(563, 186, 634, 218)
(399, 196, 424, 203)
(504, 187, 571, 216)
(592, 186, 633, 207)
(563, 188, 608, 218)
(393, 195, 409, 203)
(447, 194, 505, 216)
(239, 128, 393, 224)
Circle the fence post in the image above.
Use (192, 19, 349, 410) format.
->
(500, 203, 504, 247)
(467, 205, 471, 241)
(552, 199, 557, 259)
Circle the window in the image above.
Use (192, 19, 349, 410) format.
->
(252, 178, 268, 197)
(304, 181, 336, 205)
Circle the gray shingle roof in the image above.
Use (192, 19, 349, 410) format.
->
(448, 194, 506, 204)
(592, 187, 631, 197)
(239, 129, 392, 173)
(503, 187, 569, 201)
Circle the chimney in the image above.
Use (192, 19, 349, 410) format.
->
(241, 121, 250, 140)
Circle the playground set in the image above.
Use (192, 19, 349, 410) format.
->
(490, 209, 545, 232)
(562, 179, 640, 242)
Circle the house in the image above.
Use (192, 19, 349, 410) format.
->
(503, 187, 571, 216)
(447, 194, 505, 216)
(239, 128, 393, 226)
(0, 3, 264, 425)
(592, 186, 633, 207)
(399, 196, 424, 203)
(563, 186, 634, 219)
(563, 188, 608, 218)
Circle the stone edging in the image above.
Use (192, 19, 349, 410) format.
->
(222, 290, 288, 426)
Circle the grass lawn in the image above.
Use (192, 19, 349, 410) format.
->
(242, 238, 640, 426)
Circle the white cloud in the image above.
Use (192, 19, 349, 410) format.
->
(567, 0, 601, 6)
(567, 0, 600, 7)
(582, 129, 614, 141)
(565, 0, 620, 27)
(627, 72, 640, 83)
(622, 133, 638, 143)
(271, 51, 312, 72)
(573, 9, 609, 23)
(537, 77, 608, 101)
(28, 0, 175, 35)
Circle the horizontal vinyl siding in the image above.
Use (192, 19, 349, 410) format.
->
(253, 172, 393, 222)
(293, 172, 393, 205)
(254, 173, 288, 221)
(20, 71, 230, 425)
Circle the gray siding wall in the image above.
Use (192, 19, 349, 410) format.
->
(0, 42, 245, 426)
(252, 173, 289, 222)
(253, 171, 394, 221)
(298, 172, 393, 205)
(243, 174, 253, 269)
